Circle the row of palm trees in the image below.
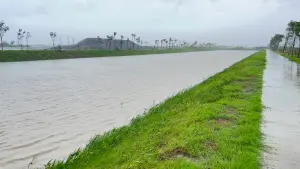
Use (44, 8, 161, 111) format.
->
(270, 20, 300, 57)
(93, 33, 186, 50)
(0, 21, 32, 50)
(0, 20, 32, 51)
(2, 19, 215, 51)
(49, 31, 186, 50)
(156, 38, 178, 49)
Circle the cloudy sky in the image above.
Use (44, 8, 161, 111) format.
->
(1, 0, 300, 46)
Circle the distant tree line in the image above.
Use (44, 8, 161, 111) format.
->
(1, 19, 218, 51)
(269, 20, 300, 57)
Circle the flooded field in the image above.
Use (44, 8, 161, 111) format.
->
(0, 50, 255, 169)
(262, 50, 300, 169)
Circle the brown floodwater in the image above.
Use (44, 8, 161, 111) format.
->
(262, 50, 300, 169)
(0, 50, 255, 169)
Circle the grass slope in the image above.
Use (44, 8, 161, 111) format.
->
(278, 52, 300, 64)
(0, 48, 209, 62)
(46, 51, 266, 169)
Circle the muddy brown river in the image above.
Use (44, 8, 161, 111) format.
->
(0, 50, 255, 169)
(262, 50, 300, 169)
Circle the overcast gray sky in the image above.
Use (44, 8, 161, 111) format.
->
(1, 0, 300, 46)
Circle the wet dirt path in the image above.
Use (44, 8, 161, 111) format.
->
(262, 50, 300, 169)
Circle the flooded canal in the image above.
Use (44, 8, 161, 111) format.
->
(0, 50, 255, 169)
(262, 50, 300, 168)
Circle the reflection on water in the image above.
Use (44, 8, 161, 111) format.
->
(0, 50, 255, 169)
(262, 50, 300, 169)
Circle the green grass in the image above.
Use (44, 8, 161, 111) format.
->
(0, 48, 211, 62)
(278, 52, 300, 64)
(46, 50, 266, 169)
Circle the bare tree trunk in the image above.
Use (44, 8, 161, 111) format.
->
(132, 37, 134, 50)
(298, 42, 300, 58)
(52, 41, 55, 50)
(289, 35, 296, 55)
(0, 36, 3, 51)
(27, 39, 29, 50)
(283, 37, 288, 53)
(20, 40, 23, 51)
(293, 37, 298, 55)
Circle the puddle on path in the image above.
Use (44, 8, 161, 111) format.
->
(262, 50, 300, 169)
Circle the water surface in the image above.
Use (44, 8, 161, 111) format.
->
(0, 50, 255, 169)
(262, 50, 300, 168)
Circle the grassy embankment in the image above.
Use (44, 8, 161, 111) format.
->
(0, 48, 211, 62)
(278, 52, 300, 64)
(46, 50, 266, 169)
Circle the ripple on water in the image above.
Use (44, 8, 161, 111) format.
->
(3, 147, 59, 165)
(2, 134, 57, 152)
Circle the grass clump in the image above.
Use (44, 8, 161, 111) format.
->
(46, 50, 266, 169)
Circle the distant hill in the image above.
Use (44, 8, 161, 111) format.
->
(61, 38, 150, 50)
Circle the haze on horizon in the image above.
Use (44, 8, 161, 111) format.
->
(1, 0, 300, 46)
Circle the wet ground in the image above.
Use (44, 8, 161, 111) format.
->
(262, 50, 300, 169)
(0, 50, 255, 169)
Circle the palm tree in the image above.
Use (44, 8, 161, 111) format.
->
(0, 20, 9, 51)
(10, 41, 15, 49)
(120, 35, 124, 50)
(50, 32, 57, 50)
(169, 38, 172, 49)
(161, 39, 166, 49)
(26, 32, 32, 50)
(113, 32, 117, 49)
(97, 36, 101, 49)
(136, 37, 141, 49)
(191, 41, 198, 47)
(174, 39, 178, 49)
(269, 34, 284, 51)
(294, 22, 300, 57)
(131, 34, 136, 49)
(183, 41, 188, 47)
(282, 21, 294, 53)
(106, 35, 113, 49)
(165, 40, 168, 48)
(287, 21, 297, 55)
(155, 40, 159, 49)
(106, 35, 110, 49)
(126, 38, 130, 50)
(17, 29, 26, 50)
